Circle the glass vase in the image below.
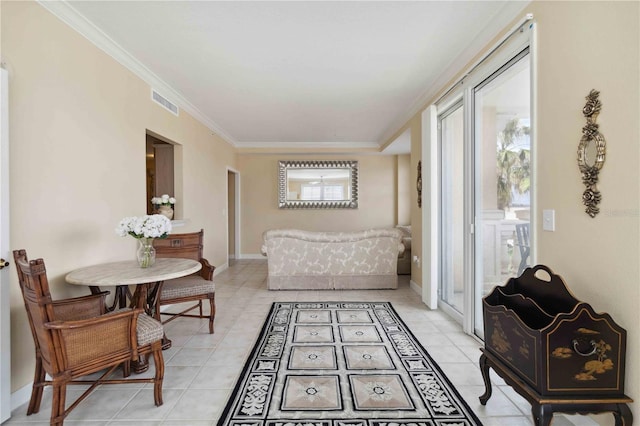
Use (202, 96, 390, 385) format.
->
(137, 238, 156, 268)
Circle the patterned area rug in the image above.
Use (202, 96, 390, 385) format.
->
(217, 302, 482, 426)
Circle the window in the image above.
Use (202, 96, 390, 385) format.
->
(301, 184, 344, 201)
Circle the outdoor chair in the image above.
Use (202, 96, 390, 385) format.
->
(152, 229, 216, 333)
(13, 249, 165, 426)
(515, 223, 530, 276)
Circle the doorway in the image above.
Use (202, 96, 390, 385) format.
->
(227, 168, 240, 264)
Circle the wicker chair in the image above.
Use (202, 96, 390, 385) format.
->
(152, 229, 216, 333)
(13, 249, 165, 426)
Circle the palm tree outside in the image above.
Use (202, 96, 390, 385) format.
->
(496, 117, 531, 212)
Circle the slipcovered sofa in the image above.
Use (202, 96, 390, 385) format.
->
(261, 228, 405, 290)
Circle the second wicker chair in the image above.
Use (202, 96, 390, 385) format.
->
(152, 229, 216, 334)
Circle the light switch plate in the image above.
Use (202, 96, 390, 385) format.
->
(543, 209, 555, 231)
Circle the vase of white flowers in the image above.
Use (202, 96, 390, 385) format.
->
(115, 215, 172, 268)
(136, 238, 156, 268)
(151, 194, 176, 220)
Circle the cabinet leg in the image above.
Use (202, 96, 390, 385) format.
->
(614, 403, 633, 426)
(479, 353, 492, 405)
(531, 404, 553, 426)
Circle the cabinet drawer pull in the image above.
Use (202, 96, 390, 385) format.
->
(572, 339, 597, 356)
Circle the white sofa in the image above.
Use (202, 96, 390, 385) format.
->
(261, 228, 405, 290)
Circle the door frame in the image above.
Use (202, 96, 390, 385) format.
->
(1, 67, 11, 423)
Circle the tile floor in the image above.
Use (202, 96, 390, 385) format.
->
(5, 260, 599, 425)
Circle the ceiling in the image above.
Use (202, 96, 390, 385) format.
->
(50, 1, 527, 153)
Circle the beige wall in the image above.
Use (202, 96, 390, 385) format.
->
(3, 1, 237, 391)
(397, 154, 411, 226)
(409, 117, 422, 286)
(529, 2, 639, 421)
(238, 154, 399, 255)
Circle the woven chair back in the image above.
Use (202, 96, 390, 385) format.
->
(13, 250, 61, 374)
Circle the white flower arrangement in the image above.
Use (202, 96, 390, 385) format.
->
(115, 214, 172, 239)
(151, 194, 176, 207)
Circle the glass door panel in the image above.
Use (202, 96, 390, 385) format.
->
(473, 51, 531, 336)
(439, 103, 464, 315)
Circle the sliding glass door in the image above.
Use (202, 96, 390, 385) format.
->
(473, 50, 531, 336)
(437, 45, 532, 337)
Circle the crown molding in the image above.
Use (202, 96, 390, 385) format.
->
(36, 0, 238, 146)
(234, 141, 380, 150)
(234, 141, 389, 155)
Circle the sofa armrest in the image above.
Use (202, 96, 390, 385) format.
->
(398, 243, 405, 255)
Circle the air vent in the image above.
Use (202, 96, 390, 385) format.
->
(151, 89, 179, 116)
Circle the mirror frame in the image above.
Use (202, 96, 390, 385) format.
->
(278, 160, 359, 209)
(577, 89, 606, 218)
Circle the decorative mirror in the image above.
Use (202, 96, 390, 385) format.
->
(278, 160, 358, 209)
(578, 89, 606, 218)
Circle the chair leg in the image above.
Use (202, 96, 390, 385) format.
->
(208, 296, 216, 334)
(123, 359, 131, 377)
(27, 355, 46, 415)
(198, 300, 203, 318)
(152, 344, 164, 406)
(50, 382, 66, 426)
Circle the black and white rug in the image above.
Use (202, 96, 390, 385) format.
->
(217, 302, 482, 426)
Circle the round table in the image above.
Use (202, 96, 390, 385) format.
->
(66, 258, 202, 370)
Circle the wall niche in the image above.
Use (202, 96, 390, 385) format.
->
(146, 133, 175, 215)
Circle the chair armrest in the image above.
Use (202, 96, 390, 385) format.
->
(52, 291, 110, 320)
(45, 307, 140, 330)
(199, 258, 215, 281)
(45, 308, 143, 369)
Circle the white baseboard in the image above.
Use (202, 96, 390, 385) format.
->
(11, 382, 31, 413)
(410, 279, 421, 296)
(239, 254, 266, 260)
(215, 262, 229, 275)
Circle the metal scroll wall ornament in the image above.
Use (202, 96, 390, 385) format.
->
(578, 90, 606, 218)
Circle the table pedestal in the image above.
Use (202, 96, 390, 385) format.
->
(92, 282, 170, 372)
